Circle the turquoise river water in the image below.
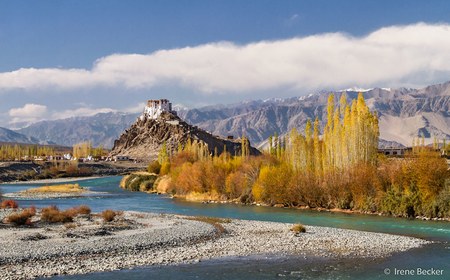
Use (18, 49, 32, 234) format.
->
(1, 176, 449, 279)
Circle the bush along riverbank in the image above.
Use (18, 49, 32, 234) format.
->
(140, 93, 450, 220)
(120, 172, 158, 192)
(0, 200, 429, 279)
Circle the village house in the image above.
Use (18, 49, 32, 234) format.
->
(378, 147, 412, 156)
(113, 155, 130, 162)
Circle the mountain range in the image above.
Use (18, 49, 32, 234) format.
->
(5, 81, 450, 149)
(15, 112, 138, 148)
(178, 82, 450, 148)
(0, 127, 39, 144)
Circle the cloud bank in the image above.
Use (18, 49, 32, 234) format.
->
(8, 103, 119, 125)
(1, 23, 450, 95)
(8, 104, 48, 124)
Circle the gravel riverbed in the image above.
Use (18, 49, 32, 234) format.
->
(2, 190, 105, 199)
(1, 176, 103, 185)
(0, 210, 429, 280)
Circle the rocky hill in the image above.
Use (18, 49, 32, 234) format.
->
(110, 112, 260, 161)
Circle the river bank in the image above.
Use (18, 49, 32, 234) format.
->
(181, 196, 450, 222)
(0, 161, 146, 183)
(118, 174, 449, 222)
(0, 209, 429, 280)
(1, 176, 103, 185)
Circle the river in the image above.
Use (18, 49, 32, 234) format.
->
(1, 176, 448, 279)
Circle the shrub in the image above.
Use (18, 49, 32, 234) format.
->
(65, 165, 79, 176)
(160, 162, 171, 176)
(63, 207, 80, 218)
(1, 199, 19, 209)
(76, 205, 91, 215)
(119, 175, 130, 188)
(123, 174, 157, 192)
(41, 205, 90, 223)
(290, 223, 306, 234)
(78, 167, 93, 176)
(41, 206, 74, 223)
(139, 180, 155, 192)
(434, 182, 450, 218)
(148, 160, 161, 174)
(7, 213, 30, 226)
(101, 209, 117, 222)
(7, 207, 36, 226)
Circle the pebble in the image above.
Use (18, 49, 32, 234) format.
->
(0, 210, 429, 280)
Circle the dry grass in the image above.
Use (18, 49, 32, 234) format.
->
(186, 216, 231, 235)
(24, 184, 85, 193)
(63, 207, 80, 218)
(132, 171, 154, 176)
(6, 207, 36, 226)
(290, 223, 306, 233)
(1, 199, 19, 209)
(155, 176, 171, 194)
(41, 205, 92, 223)
(184, 191, 222, 202)
(101, 209, 117, 222)
(74, 205, 91, 215)
(41, 206, 74, 223)
(187, 216, 232, 224)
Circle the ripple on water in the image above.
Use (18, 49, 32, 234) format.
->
(1, 176, 449, 280)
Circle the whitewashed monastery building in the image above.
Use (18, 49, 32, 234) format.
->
(140, 99, 176, 120)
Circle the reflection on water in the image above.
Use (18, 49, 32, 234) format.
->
(2, 176, 449, 280)
(52, 255, 367, 280)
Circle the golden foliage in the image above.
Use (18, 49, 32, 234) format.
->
(0, 144, 54, 160)
(72, 141, 92, 159)
(156, 94, 449, 218)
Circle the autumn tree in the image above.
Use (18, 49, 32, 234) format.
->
(72, 142, 92, 159)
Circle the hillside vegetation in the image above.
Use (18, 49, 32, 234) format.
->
(146, 93, 449, 219)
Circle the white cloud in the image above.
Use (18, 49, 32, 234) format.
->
(7, 103, 121, 125)
(52, 107, 117, 119)
(8, 104, 47, 124)
(1, 23, 450, 94)
(122, 102, 145, 114)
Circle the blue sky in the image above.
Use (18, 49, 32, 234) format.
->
(1, 0, 450, 127)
